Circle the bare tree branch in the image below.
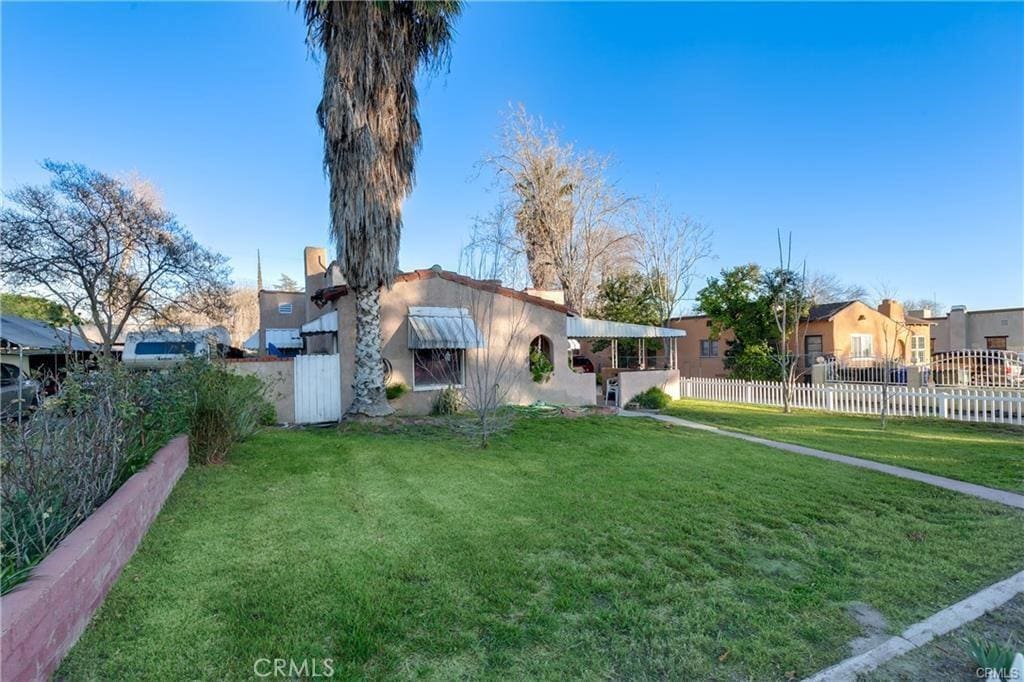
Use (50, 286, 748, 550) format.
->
(0, 161, 232, 355)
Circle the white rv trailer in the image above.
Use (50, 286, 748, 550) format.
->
(121, 327, 231, 369)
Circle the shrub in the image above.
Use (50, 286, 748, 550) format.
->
(386, 383, 409, 401)
(0, 358, 272, 594)
(632, 387, 672, 410)
(529, 347, 554, 384)
(0, 361, 188, 594)
(431, 386, 462, 416)
(181, 361, 271, 465)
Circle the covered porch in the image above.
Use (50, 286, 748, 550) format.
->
(566, 316, 686, 406)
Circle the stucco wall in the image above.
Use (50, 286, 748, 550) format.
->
(815, 302, 930, 362)
(227, 358, 295, 423)
(667, 317, 731, 378)
(0, 436, 188, 682)
(257, 290, 306, 355)
(333, 276, 596, 415)
(618, 369, 681, 406)
(928, 308, 1024, 353)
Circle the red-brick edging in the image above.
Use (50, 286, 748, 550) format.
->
(0, 436, 189, 681)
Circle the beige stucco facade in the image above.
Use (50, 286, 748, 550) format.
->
(227, 358, 295, 423)
(920, 306, 1024, 353)
(328, 271, 596, 416)
(256, 290, 306, 356)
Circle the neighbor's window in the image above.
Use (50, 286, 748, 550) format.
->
(278, 303, 293, 315)
(910, 335, 927, 364)
(804, 335, 823, 367)
(986, 336, 1008, 351)
(850, 334, 873, 359)
(413, 349, 463, 389)
(134, 341, 197, 355)
(699, 339, 719, 357)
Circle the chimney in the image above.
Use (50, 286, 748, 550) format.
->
(877, 299, 905, 322)
(303, 246, 329, 322)
(948, 305, 967, 349)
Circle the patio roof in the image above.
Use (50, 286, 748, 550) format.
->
(407, 307, 484, 350)
(566, 316, 686, 339)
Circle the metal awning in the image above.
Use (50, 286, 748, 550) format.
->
(0, 314, 93, 351)
(242, 328, 303, 351)
(407, 307, 484, 349)
(300, 310, 338, 336)
(566, 316, 686, 339)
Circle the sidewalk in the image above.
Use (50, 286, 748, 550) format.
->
(618, 409, 1024, 510)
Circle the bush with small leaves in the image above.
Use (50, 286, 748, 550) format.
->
(632, 387, 672, 410)
(431, 386, 462, 416)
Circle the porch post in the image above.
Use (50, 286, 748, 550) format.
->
(612, 339, 618, 369)
(640, 338, 646, 369)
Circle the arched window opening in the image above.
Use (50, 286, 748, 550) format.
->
(529, 335, 554, 383)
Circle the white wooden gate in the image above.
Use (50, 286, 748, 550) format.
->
(294, 354, 341, 424)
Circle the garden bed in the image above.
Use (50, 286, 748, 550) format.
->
(0, 436, 188, 681)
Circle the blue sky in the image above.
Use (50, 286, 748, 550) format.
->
(3, 2, 1022, 311)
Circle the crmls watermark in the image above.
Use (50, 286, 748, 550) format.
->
(253, 658, 335, 678)
(975, 668, 1022, 680)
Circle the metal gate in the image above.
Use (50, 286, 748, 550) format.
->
(293, 354, 341, 423)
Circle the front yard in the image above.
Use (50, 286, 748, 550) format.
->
(60, 416, 1024, 680)
(663, 399, 1024, 493)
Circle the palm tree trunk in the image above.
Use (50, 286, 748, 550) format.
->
(349, 286, 394, 417)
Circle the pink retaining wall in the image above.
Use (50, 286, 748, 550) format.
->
(0, 436, 189, 681)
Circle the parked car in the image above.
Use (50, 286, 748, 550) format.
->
(571, 356, 595, 373)
(1, 363, 39, 418)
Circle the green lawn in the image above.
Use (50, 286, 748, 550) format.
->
(60, 417, 1024, 680)
(663, 399, 1024, 493)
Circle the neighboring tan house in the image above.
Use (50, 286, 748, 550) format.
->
(912, 305, 1024, 353)
(251, 290, 305, 357)
(667, 299, 931, 379)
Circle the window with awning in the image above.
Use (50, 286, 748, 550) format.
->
(407, 307, 484, 350)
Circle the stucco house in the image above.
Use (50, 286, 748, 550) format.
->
(243, 246, 686, 420)
(912, 305, 1024, 353)
(667, 299, 931, 379)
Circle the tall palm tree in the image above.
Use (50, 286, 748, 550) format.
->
(301, 0, 462, 416)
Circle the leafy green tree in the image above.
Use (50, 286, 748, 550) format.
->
(593, 272, 662, 326)
(592, 272, 663, 365)
(0, 293, 78, 327)
(696, 262, 811, 381)
(696, 265, 779, 379)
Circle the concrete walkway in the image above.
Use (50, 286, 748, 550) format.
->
(618, 410, 1024, 510)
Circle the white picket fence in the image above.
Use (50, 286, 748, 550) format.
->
(680, 377, 1024, 425)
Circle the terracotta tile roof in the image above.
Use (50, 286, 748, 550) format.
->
(311, 268, 571, 314)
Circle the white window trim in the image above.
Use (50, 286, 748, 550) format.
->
(910, 335, 927, 364)
(412, 349, 465, 391)
(849, 333, 874, 359)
